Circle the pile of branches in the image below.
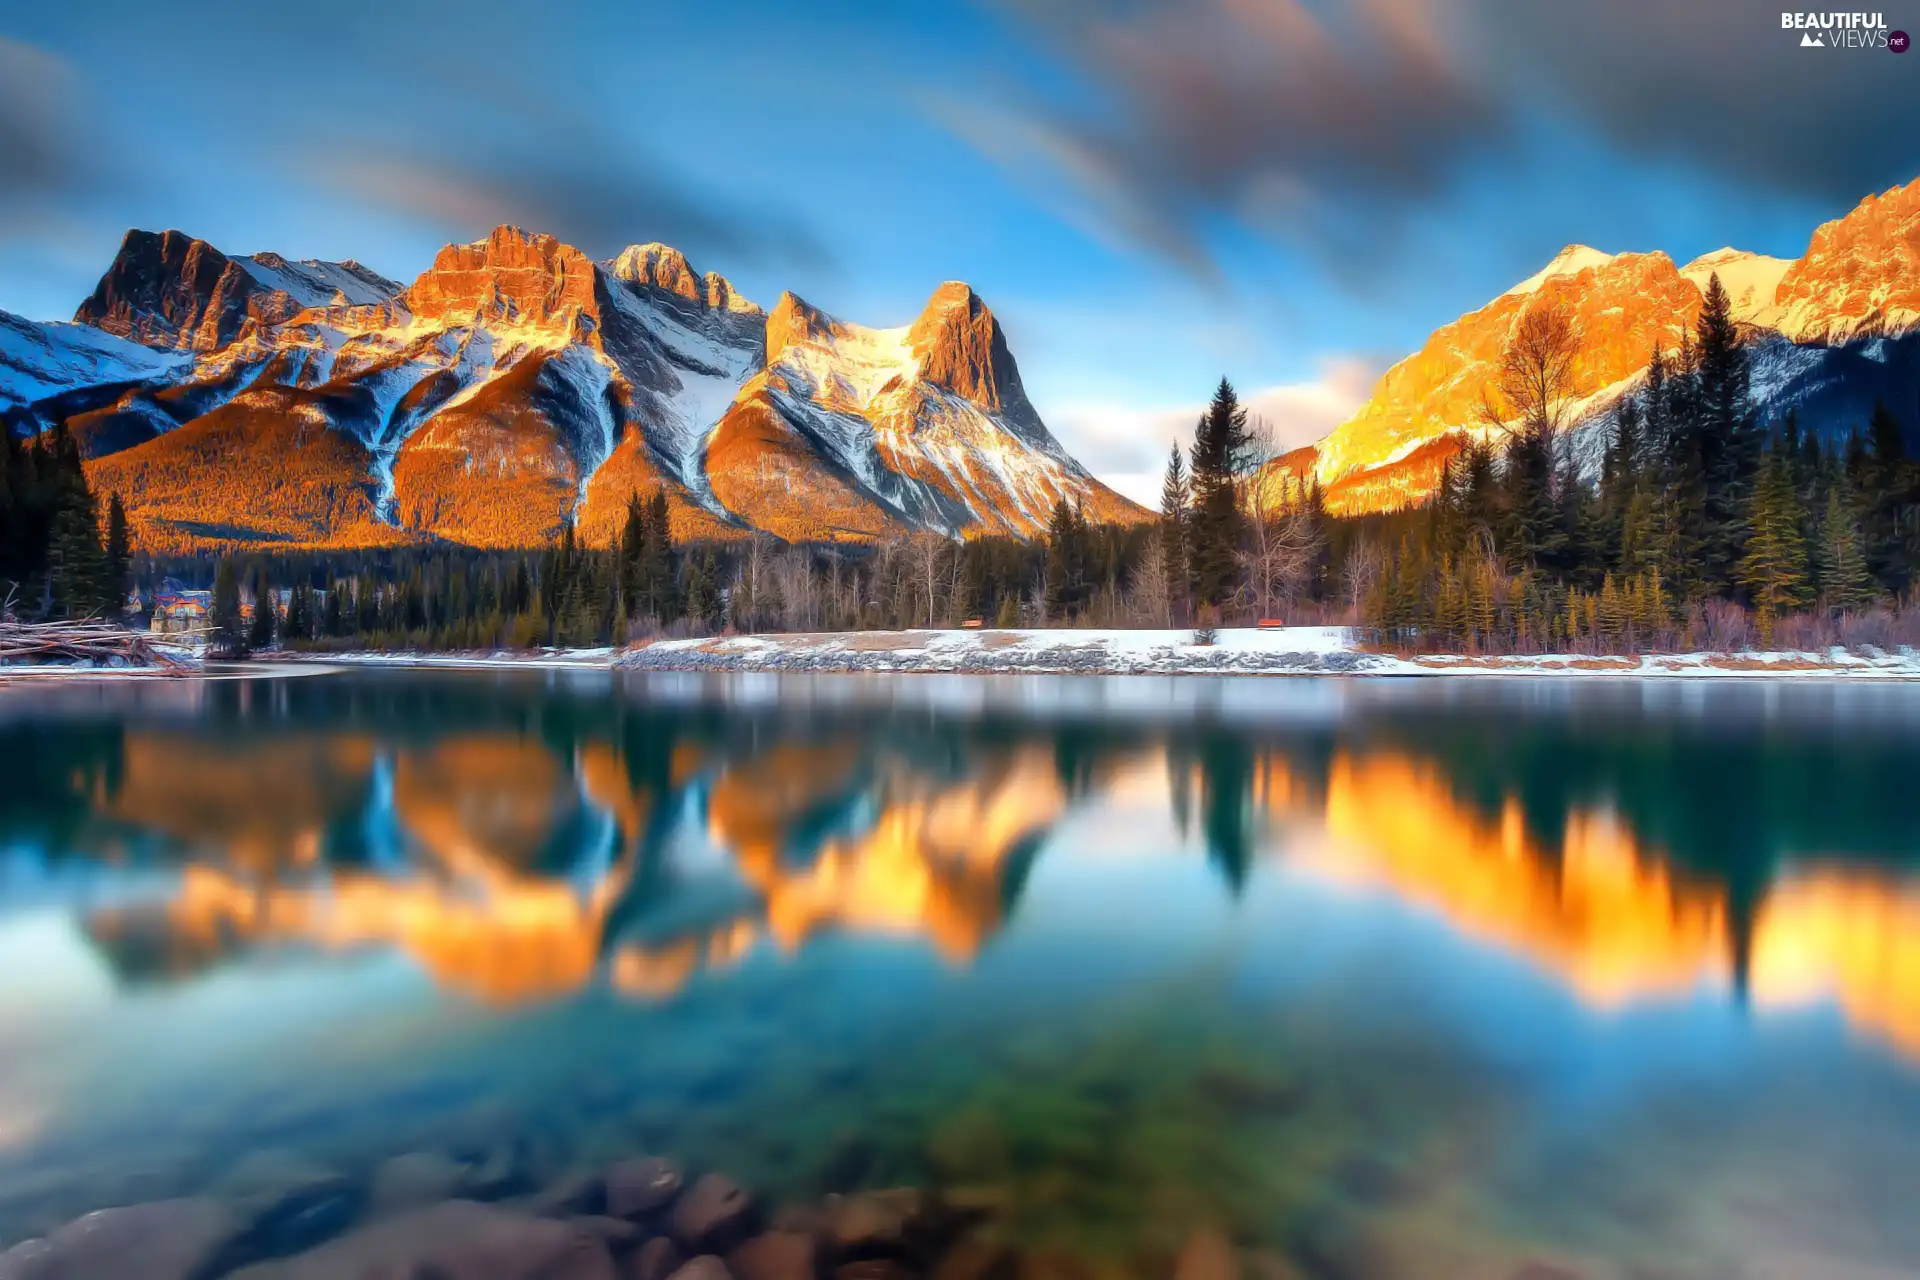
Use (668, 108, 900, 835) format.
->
(0, 620, 193, 670)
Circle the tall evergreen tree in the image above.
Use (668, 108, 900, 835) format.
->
(1044, 498, 1091, 621)
(103, 492, 131, 615)
(247, 568, 277, 652)
(1158, 440, 1189, 624)
(1187, 378, 1251, 610)
(1859, 401, 1912, 592)
(1817, 471, 1878, 614)
(210, 558, 245, 658)
(1737, 447, 1811, 643)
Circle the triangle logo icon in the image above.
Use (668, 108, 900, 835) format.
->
(1800, 30, 1825, 45)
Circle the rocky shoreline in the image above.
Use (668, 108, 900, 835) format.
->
(0, 1153, 1024, 1280)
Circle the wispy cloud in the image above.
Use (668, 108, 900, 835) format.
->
(0, 39, 87, 234)
(941, 0, 1500, 285)
(942, 0, 1918, 288)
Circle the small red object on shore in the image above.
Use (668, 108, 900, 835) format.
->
(961, 618, 984, 629)
(1257, 619, 1287, 630)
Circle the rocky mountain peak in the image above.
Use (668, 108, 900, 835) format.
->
(608, 243, 701, 302)
(906, 281, 1030, 417)
(1773, 175, 1920, 345)
(73, 228, 265, 351)
(607, 242, 761, 319)
(402, 226, 600, 329)
(765, 291, 838, 366)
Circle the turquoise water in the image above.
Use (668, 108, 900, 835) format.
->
(2, 670, 1919, 1278)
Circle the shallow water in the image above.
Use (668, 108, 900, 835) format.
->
(2, 669, 1919, 1278)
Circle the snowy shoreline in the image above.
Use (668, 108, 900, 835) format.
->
(612, 627, 1920, 679)
(11, 628, 1920, 681)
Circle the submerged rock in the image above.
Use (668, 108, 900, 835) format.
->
(671, 1174, 753, 1252)
(608, 1156, 684, 1219)
(727, 1229, 817, 1280)
(526, 1171, 608, 1218)
(628, 1235, 688, 1280)
(664, 1256, 734, 1280)
(0, 1198, 239, 1280)
(224, 1199, 615, 1279)
(822, 1188, 926, 1257)
(371, 1151, 472, 1213)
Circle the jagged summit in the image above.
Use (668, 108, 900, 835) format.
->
(907, 280, 1034, 423)
(74, 229, 262, 351)
(400, 225, 600, 329)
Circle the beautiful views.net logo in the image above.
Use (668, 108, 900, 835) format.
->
(1781, 11, 1908, 48)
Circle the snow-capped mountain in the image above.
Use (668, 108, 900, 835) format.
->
(1282, 174, 1920, 515)
(3, 226, 1143, 552)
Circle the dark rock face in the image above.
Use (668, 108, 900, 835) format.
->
(73, 229, 264, 351)
(0, 1198, 239, 1280)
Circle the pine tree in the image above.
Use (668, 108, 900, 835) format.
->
(618, 492, 645, 618)
(103, 492, 131, 616)
(1859, 401, 1912, 592)
(321, 582, 343, 638)
(1187, 378, 1250, 611)
(283, 582, 313, 644)
(46, 503, 108, 619)
(1045, 498, 1091, 621)
(1158, 440, 1189, 625)
(1737, 448, 1811, 643)
(1597, 572, 1628, 642)
(247, 569, 277, 652)
(1692, 274, 1756, 592)
(210, 558, 246, 658)
(1816, 472, 1878, 614)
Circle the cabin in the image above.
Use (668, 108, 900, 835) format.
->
(149, 591, 211, 635)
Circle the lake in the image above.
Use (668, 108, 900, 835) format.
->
(1, 668, 1918, 1279)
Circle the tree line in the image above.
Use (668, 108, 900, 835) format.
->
(17, 269, 1920, 658)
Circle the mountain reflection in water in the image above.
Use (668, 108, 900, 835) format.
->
(2, 673, 1916, 1063)
(5, 672, 1920, 1276)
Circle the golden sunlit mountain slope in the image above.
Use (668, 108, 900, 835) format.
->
(1283, 175, 1920, 514)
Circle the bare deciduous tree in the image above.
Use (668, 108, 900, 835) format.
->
(1125, 535, 1174, 627)
(1342, 540, 1386, 622)
(1478, 303, 1579, 454)
(905, 531, 951, 628)
(1237, 415, 1325, 621)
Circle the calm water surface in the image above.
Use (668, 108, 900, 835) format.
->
(2, 669, 1918, 1278)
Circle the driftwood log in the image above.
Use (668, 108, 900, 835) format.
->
(0, 620, 194, 670)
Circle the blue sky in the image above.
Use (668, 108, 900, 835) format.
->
(2, 0, 1913, 500)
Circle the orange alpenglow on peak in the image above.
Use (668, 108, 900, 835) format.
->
(1273, 171, 1920, 516)
(24, 222, 1149, 553)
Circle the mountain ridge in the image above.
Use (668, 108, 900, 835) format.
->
(4, 225, 1146, 552)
